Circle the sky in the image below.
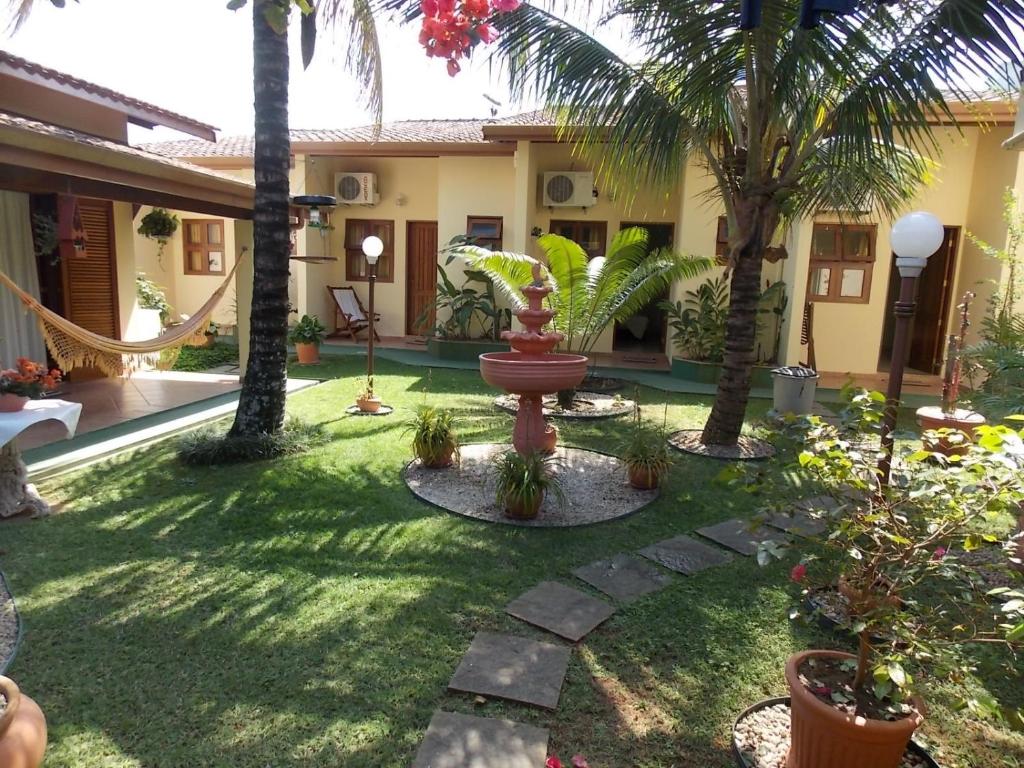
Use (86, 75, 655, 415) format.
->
(0, 0, 535, 143)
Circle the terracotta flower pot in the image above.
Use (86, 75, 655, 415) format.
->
(0, 677, 47, 768)
(0, 395, 29, 413)
(295, 342, 321, 365)
(915, 406, 986, 456)
(504, 490, 544, 520)
(785, 650, 922, 768)
(420, 443, 456, 469)
(356, 394, 382, 413)
(627, 465, 660, 490)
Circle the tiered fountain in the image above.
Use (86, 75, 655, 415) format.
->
(479, 264, 588, 454)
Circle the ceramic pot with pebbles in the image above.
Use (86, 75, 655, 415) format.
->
(0, 676, 47, 768)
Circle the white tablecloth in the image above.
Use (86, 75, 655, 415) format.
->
(0, 399, 83, 448)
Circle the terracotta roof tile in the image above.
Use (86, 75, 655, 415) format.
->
(0, 50, 218, 139)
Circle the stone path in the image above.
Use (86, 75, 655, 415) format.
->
(447, 631, 571, 710)
(417, 505, 819, 763)
(505, 581, 616, 642)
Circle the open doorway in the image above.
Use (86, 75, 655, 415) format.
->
(614, 222, 674, 354)
(878, 226, 960, 375)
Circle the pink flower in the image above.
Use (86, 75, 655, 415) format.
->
(476, 22, 498, 42)
(572, 757, 590, 768)
(932, 546, 947, 561)
(790, 563, 807, 583)
(491, 0, 521, 11)
(446, 58, 462, 76)
(421, 0, 439, 15)
(546, 758, 562, 768)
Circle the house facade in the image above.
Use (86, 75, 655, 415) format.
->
(148, 99, 1023, 378)
(0, 51, 254, 375)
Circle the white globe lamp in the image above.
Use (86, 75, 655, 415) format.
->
(362, 235, 384, 265)
(891, 212, 944, 277)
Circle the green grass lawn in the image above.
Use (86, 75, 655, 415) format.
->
(1, 356, 1020, 767)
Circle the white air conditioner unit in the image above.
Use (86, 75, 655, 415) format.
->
(542, 172, 597, 207)
(335, 172, 379, 205)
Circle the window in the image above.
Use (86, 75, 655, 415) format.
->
(345, 219, 394, 282)
(807, 222, 876, 303)
(183, 219, 225, 275)
(715, 216, 729, 262)
(467, 216, 503, 250)
(549, 220, 607, 260)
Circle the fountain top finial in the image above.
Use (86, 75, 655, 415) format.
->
(531, 262, 543, 286)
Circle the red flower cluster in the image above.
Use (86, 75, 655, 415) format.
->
(790, 563, 807, 583)
(0, 357, 61, 398)
(546, 755, 589, 768)
(419, 0, 521, 76)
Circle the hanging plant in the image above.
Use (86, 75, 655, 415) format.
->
(137, 208, 179, 267)
(31, 212, 60, 265)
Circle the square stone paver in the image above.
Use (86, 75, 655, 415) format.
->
(765, 509, 828, 538)
(572, 553, 673, 603)
(448, 631, 570, 709)
(638, 535, 733, 575)
(505, 581, 616, 642)
(696, 518, 791, 556)
(413, 711, 549, 768)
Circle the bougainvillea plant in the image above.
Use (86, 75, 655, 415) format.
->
(418, 0, 521, 76)
(0, 358, 61, 399)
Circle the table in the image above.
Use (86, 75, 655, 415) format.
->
(1, 399, 82, 519)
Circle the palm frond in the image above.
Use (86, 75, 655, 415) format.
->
(536, 233, 588, 345)
(462, 247, 537, 311)
(317, 0, 384, 125)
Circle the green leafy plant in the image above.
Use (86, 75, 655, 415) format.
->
(420, 244, 511, 341)
(404, 405, 459, 467)
(491, 450, 565, 516)
(621, 408, 671, 486)
(137, 208, 179, 265)
(287, 314, 326, 345)
(31, 212, 59, 264)
(135, 273, 172, 325)
(662, 276, 730, 362)
(755, 394, 1024, 713)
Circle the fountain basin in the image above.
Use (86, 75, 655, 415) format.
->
(480, 352, 588, 395)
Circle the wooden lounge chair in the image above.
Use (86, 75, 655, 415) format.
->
(327, 285, 380, 341)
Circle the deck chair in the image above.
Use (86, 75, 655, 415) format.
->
(327, 286, 380, 341)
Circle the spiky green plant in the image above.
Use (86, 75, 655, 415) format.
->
(404, 406, 460, 467)
(491, 450, 565, 517)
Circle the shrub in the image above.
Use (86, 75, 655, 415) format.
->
(288, 315, 327, 345)
(404, 406, 459, 467)
(177, 418, 327, 465)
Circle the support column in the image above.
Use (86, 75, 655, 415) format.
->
(510, 140, 536, 255)
(234, 219, 254, 378)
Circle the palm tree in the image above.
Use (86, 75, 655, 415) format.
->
(229, 0, 383, 438)
(464, 226, 712, 402)
(4, 0, 384, 439)
(385, 0, 1024, 447)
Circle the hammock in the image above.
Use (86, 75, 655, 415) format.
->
(0, 249, 246, 376)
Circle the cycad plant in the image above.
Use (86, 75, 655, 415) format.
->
(383, 0, 1024, 448)
(463, 226, 711, 391)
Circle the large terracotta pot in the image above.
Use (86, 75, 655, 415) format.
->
(627, 465, 660, 490)
(419, 443, 456, 469)
(504, 490, 544, 520)
(915, 406, 986, 456)
(0, 677, 47, 768)
(295, 342, 320, 365)
(356, 394, 382, 413)
(785, 650, 922, 768)
(0, 395, 29, 413)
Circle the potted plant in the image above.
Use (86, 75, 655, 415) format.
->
(204, 321, 220, 349)
(0, 676, 47, 767)
(404, 406, 459, 467)
(621, 411, 671, 490)
(356, 376, 382, 413)
(136, 207, 179, 266)
(491, 449, 565, 520)
(0, 359, 61, 412)
(135, 274, 172, 329)
(288, 314, 326, 365)
(754, 399, 1024, 768)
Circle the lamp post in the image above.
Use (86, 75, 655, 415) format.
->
(362, 235, 384, 397)
(877, 211, 945, 487)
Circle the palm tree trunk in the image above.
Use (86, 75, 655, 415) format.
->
(230, 0, 291, 438)
(701, 201, 767, 446)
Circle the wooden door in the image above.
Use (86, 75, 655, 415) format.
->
(63, 198, 119, 378)
(406, 221, 438, 336)
(908, 227, 959, 374)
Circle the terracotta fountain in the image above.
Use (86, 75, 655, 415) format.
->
(479, 264, 588, 454)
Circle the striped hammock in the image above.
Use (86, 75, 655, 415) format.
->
(0, 249, 246, 376)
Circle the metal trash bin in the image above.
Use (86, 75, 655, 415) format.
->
(771, 366, 819, 415)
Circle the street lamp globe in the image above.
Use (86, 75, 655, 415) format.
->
(362, 235, 384, 265)
(891, 211, 944, 277)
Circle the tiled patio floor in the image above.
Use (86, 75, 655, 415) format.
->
(17, 370, 243, 451)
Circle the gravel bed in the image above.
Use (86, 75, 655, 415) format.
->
(494, 392, 636, 419)
(668, 430, 775, 460)
(734, 701, 932, 768)
(404, 443, 658, 527)
(0, 575, 17, 673)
